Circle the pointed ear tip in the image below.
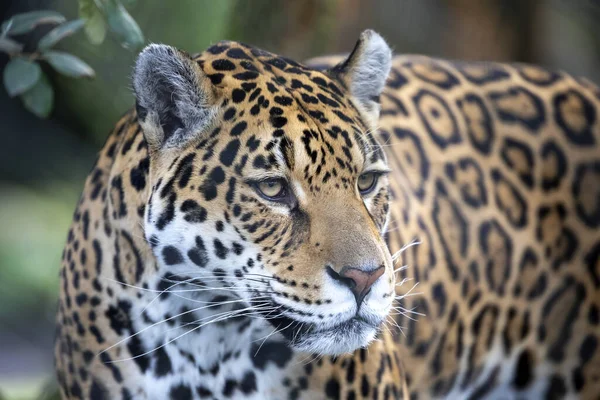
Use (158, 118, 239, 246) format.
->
(361, 30, 391, 54)
(136, 43, 173, 65)
(133, 43, 185, 92)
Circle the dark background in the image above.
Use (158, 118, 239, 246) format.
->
(1, 0, 599, 398)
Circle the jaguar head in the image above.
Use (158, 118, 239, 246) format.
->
(133, 30, 394, 355)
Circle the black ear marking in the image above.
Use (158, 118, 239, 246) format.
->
(133, 44, 219, 150)
(330, 30, 392, 122)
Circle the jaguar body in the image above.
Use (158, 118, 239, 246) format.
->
(55, 30, 600, 399)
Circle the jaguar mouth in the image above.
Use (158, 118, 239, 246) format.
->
(254, 302, 383, 355)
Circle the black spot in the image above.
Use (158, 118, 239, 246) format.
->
(247, 135, 260, 152)
(588, 304, 599, 325)
(154, 346, 172, 377)
(89, 379, 108, 400)
(250, 341, 293, 370)
(580, 334, 597, 365)
(207, 44, 228, 54)
(220, 139, 240, 167)
(274, 95, 293, 106)
(214, 239, 228, 259)
(196, 386, 212, 398)
(188, 236, 209, 268)
(162, 246, 183, 265)
(208, 73, 224, 85)
(156, 193, 176, 230)
(325, 377, 341, 399)
(227, 48, 251, 60)
(234, 71, 259, 80)
(222, 379, 237, 397)
(130, 156, 150, 191)
(513, 350, 534, 389)
(181, 200, 207, 223)
(199, 167, 225, 201)
(223, 107, 236, 121)
(361, 374, 370, 397)
(232, 88, 246, 103)
(271, 116, 287, 128)
(240, 371, 257, 394)
(431, 283, 447, 317)
(212, 59, 235, 71)
(231, 121, 248, 136)
(170, 383, 193, 400)
(545, 375, 566, 400)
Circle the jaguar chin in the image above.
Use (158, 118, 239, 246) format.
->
(260, 307, 386, 355)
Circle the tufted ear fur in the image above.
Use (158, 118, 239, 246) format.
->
(332, 30, 392, 124)
(133, 44, 218, 151)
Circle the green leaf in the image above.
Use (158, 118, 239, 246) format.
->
(0, 37, 23, 54)
(38, 19, 85, 50)
(78, 0, 97, 20)
(104, 0, 144, 50)
(20, 72, 54, 118)
(84, 9, 107, 45)
(43, 51, 95, 78)
(79, 0, 107, 45)
(3, 58, 41, 97)
(1, 19, 13, 37)
(1, 11, 66, 36)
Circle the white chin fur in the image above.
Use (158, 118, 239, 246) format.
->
(292, 322, 378, 356)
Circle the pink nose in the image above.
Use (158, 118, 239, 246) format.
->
(327, 265, 385, 306)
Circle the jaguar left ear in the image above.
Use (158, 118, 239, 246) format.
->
(331, 30, 392, 123)
(133, 44, 219, 152)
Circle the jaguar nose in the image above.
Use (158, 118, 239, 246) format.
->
(326, 265, 385, 307)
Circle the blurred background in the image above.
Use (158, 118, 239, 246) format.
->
(0, 0, 598, 398)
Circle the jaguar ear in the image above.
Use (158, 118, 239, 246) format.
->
(332, 30, 392, 123)
(133, 44, 219, 151)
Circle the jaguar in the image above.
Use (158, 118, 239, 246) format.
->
(55, 29, 600, 399)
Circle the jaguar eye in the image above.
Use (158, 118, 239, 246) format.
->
(357, 172, 378, 194)
(255, 179, 287, 200)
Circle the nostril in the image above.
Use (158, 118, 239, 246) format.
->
(340, 266, 385, 306)
(326, 266, 356, 289)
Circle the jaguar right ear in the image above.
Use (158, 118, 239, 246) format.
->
(133, 44, 219, 151)
(330, 30, 392, 125)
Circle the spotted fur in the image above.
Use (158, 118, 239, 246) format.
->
(55, 30, 600, 399)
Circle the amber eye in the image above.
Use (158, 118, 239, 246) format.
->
(357, 172, 378, 194)
(255, 179, 287, 200)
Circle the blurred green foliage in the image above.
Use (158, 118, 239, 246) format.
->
(0, 11, 93, 117)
